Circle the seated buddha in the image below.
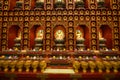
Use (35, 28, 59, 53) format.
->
(36, 30, 44, 40)
(76, 30, 84, 40)
(55, 30, 65, 40)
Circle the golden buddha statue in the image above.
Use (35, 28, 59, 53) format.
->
(55, 30, 65, 40)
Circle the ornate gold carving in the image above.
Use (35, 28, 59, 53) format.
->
(68, 10, 73, 15)
(92, 46, 96, 50)
(24, 22, 29, 26)
(114, 46, 119, 51)
(68, 4, 73, 9)
(41, 11, 45, 15)
(46, 40, 50, 45)
(107, 10, 111, 15)
(9, 11, 13, 16)
(69, 40, 73, 45)
(30, 16, 34, 21)
(3, 5, 8, 10)
(2, 34, 6, 39)
(3, 22, 7, 27)
(69, 28, 73, 33)
(2, 46, 6, 50)
(63, 16, 67, 21)
(74, 16, 78, 20)
(81, 61, 88, 73)
(114, 28, 119, 32)
(2, 28, 6, 33)
(113, 22, 118, 26)
(24, 40, 28, 45)
(46, 28, 50, 32)
(63, 10, 67, 15)
(96, 16, 101, 21)
(19, 17, 23, 21)
(14, 17, 18, 21)
(74, 10, 78, 15)
(4, 1, 8, 5)
(69, 46, 73, 50)
(46, 46, 50, 50)
(114, 34, 119, 38)
(91, 39, 96, 45)
(68, 21, 73, 26)
(52, 16, 56, 21)
(9, 17, 13, 21)
(90, 4, 96, 9)
(114, 40, 119, 45)
(24, 34, 28, 39)
(57, 16, 62, 21)
(25, 5, 29, 10)
(73, 61, 80, 72)
(69, 34, 73, 39)
(85, 10, 89, 15)
(2, 40, 6, 45)
(88, 61, 96, 73)
(69, 16, 73, 20)
(46, 4, 51, 10)
(46, 21, 51, 26)
(24, 28, 28, 33)
(3, 17, 8, 21)
(35, 16, 39, 21)
(91, 16, 95, 20)
(80, 16, 84, 21)
(112, 4, 118, 9)
(92, 34, 96, 38)
(41, 16, 45, 21)
(108, 16, 112, 21)
(4, 11, 8, 16)
(96, 10, 100, 15)
(85, 16, 90, 21)
(25, 11, 29, 15)
(91, 21, 96, 26)
(102, 16, 106, 21)
(91, 10, 95, 15)
(113, 16, 118, 21)
(103, 61, 111, 73)
(91, 28, 96, 33)
(30, 11, 34, 15)
(46, 34, 50, 39)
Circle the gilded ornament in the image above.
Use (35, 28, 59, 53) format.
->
(73, 61, 80, 73)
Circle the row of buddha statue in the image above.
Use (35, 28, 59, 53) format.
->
(13, 0, 106, 9)
(13, 29, 107, 50)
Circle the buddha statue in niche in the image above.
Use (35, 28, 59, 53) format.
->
(55, 30, 65, 40)
(76, 30, 83, 40)
(99, 29, 107, 50)
(35, 30, 44, 50)
(36, 30, 44, 40)
(76, 30, 85, 50)
(54, 30, 65, 50)
(14, 30, 21, 50)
